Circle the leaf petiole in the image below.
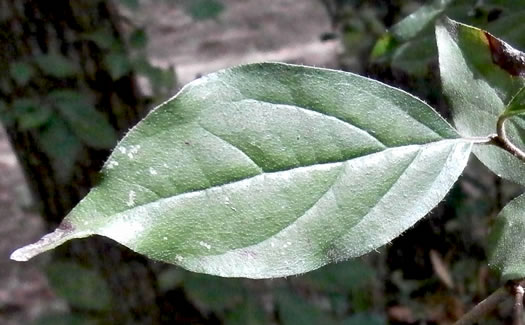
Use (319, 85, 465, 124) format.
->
(489, 114, 525, 164)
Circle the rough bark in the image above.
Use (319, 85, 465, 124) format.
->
(0, 0, 160, 323)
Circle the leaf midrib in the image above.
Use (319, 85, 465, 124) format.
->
(189, 138, 466, 261)
(194, 145, 420, 259)
(102, 139, 465, 235)
(103, 74, 459, 221)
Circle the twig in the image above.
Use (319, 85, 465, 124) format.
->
(454, 286, 510, 325)
(488, 115, 525, 164)
(513, 282, 524, 325)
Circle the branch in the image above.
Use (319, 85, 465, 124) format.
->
(488, 115, 525, 164)
(454, 286, 510, 325)
(513, 282, 525, 325)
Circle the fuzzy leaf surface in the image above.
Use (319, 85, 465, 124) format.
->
(11, 63, 472, 278)
(489, 193, 525, 281)
(436, 18, 525, 185)
(390, 0, 455, 42)
(504, 86, 525, 117)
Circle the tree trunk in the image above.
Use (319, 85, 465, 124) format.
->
(0, 0, 161, 323)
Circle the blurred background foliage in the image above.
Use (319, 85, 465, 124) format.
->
(1, 0, 525, 324)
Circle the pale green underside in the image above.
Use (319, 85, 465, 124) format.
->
(28, 63, 471, 278)
(489, 193, 525, 281)
(436, 18, 525, 185)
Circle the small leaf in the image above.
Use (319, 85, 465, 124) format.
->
(9, 61, 35, 86)
(38, 117, 83, 183)
(12, 98, 52, 130)
(370, 0, 455, 70)
(436, 18, 525, 185)
(277, 292, 338, 325)
(183, 274, 244, 312)
(185, 0, 224, 21)
(11, 63, 473, 278)
(301, 260, 375, 293)
(390, 0, 455, 42)
(370, 34, 398, 60)
(391, 36, 436, 76)
(17, 108, 52, 130)
(488, 193, 525, 281)
(224, 299, 267, 325)
(46, 261, 112, 311)
(34, 53, 79, 78)
(504, 86, 525, 117)
(104, 52, 131, 80)
(82, 28, 118, 50)
(50, 90, 118, 149)
(12, 98, 51, 131)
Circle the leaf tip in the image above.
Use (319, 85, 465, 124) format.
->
(10, 221, 92, 262)
(10, 246, 36, 262)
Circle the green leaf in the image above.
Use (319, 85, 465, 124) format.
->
(185, 0, 224, 21)
(11, 63, 472, 278)
(104, 52, 131, 80)
(391, 0, 455, 42)
(391, 36, 437, 76)
(277, 292, 338, 325)
(224, 299, 267, 325)
(183, 274, 244, 312)
(34, 53, 79, 78)
(9, 61, 35, 86)
(12, 98, 53, 130)
(436, 18, 525, 185)
(38, 117, 83, 183)
(82, 28, 118, 50)
(50, 90, 118, 149)
(370, 0, 455, 70)
(301, 260, 375, 293)
(503, 86, 525, 117)
(488, 193, 525, 281)
(370, 34, 398, 60)
(46, 261, 112, 311)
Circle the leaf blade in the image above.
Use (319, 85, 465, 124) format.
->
(12, 63, 472, 278)
(436, 18, 525, 185)
(390, 0, 455, 42)
(50, 90, 118, 149)
(488, 193, 525, 281)
(504, 86, 525, 117)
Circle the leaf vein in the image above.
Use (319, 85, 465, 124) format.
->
(227, 98, 389, 149)
(198, 122, 265, 173)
